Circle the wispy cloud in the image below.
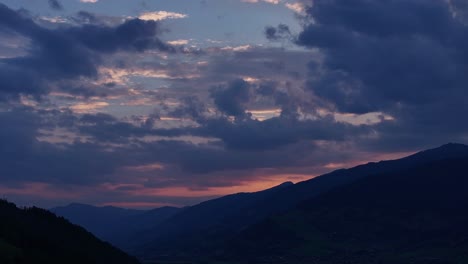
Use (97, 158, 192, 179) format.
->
(220, 44, 252, 52)
(139, 11, 188, 21)
(167, 39, 190, 46)
(242, 0, 281, 4)
(285, 2, 306, 14)
(70, 102, 110, 113)
(39, 16, 68, 23)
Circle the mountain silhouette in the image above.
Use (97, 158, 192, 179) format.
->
(123, 181, 294, 256)
(0, 200, 140, 264)
(219, 143, 468, 263)
(130, 143, 468, 261)
(51, 203, 180, 248)
(47, 143, 468, 263)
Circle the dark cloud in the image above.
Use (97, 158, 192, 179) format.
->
(65, 19, 175, 53)
(164, 90, 368, 151)
(294, 0, 468, 149)
(48, 0, 63, 11)
(210, 79, 251, 117)
(0, 3, 173, 100)
(162, 47, 315, 118)
(0, 66, 46, 101)
(71, 109, 359, 154)
(265, 24, 291, 41)
(298, 0, 468, 113)
(0, 109, 125, 185)
(72, 11, 98, 24)
(0, 107, 355, 190)
(80, 113, 117, 124)
(197, 116, 364, 151)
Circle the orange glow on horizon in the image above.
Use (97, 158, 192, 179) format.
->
(98, 201, 178, 209)
(0, 150, 417, 209)
(107, 173, 316, 200)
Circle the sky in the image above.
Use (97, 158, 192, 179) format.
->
(1, 0, 468, 209)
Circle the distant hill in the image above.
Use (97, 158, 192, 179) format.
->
(0, 200, 140, 264)
(130, 181, 295, 257)
(51, 203, 180, 248)
(132, 143, 468, 261)
(219, 144, 468, 263)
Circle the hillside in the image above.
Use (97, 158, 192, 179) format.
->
(51, 203, 180, 247)
(131, 181, 295, 258)
(220, 151, 468, 263)
(0, 200, 140, 264)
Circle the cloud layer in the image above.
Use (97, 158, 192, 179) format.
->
(0, 0, 467, 208)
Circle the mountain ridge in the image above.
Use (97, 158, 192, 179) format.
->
(220, 151, 468, 263)
(132, 143, 468, 260)
(50, 143, 468, 263)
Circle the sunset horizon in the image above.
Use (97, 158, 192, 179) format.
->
(2, 1, 468, 263)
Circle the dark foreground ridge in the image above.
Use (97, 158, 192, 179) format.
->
(0, 200, 140, 264)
